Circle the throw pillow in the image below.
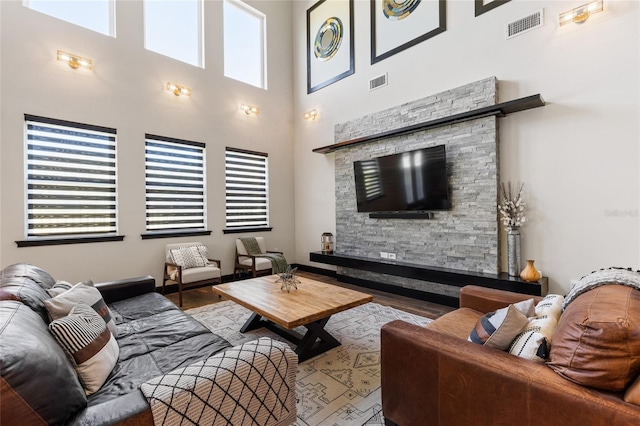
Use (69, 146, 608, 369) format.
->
(548, 285, 640, 391)
(44, 282, 117, 337)
(468, 299, 534, 350)
(47, 279, 93, 298)
(49, 303, 119, 395)
(196, 245, 217, 266)
(169, 246, 208, 270)
(508, 294, 564, 363)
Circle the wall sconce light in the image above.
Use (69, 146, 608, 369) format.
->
(166, 82, 191, 97)
(559, 0, 603, 26)
(57, 50, 93, 70)
(240, 103, 259, 115)
(303, 109, 319, 120)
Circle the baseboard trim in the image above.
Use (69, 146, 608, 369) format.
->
(336, 274, 459, 308)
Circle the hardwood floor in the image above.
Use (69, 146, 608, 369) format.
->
(165, 270, 455, 320)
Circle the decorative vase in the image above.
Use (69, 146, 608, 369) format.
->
(507, 228, 521, 277)
(520, 260, 541, 282)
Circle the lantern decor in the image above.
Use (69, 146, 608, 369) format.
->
(276, 266, 301, 293)
(321, 232, 334, 254)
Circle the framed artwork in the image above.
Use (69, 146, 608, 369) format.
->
(371, 0, 446, 65)
(475, 0, 511, 17)
(307, 0, 355, 94)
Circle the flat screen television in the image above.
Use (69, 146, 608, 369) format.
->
(353, 145, 450, 213)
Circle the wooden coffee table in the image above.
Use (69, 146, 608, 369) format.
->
(212, 275, 373, 361)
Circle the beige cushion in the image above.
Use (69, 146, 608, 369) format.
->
(236, 237, 267, 256)
(47, 280, 77, 297)
(181, 266, 221, 284)
(238, 257, 272, 271)
(548, 285, 640, 391)
(468, 299, 534, 350)
(45, 282, 117, 337)
(48, 303, 119, 395)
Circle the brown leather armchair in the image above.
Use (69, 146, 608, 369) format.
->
(381, 286, 640, 426)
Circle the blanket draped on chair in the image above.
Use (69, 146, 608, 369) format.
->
(140, 338, 297, 426)
(240, 237, 289, 274)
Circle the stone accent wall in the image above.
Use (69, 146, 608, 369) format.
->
(334, 77, 500, 293)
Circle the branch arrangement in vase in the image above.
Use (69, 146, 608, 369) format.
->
(499, 182, 526, 231)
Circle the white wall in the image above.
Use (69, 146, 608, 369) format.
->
(0, 0, 295, 284)
(293, 0, 640, 294)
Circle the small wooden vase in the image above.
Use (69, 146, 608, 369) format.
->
(520, 260, 541, 282)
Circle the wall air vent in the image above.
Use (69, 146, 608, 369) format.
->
(369, 73, 388, 91)
(506, 9, 544, 39)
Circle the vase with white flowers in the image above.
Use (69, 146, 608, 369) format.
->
(499, 182, 526, 276)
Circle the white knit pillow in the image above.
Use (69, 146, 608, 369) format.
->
(508, 294, 564, 362)
(170, 246, 208, 269)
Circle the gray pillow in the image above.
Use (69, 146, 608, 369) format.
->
(45, 282, 117, 337)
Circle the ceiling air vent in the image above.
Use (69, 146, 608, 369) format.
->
(506, 9, 544, 39)
(369, 73, 388, 91)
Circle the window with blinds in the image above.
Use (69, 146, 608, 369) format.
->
(225, 148, 269, 230)
(25, 115, 118, 239)
(145, 135, 206, 233)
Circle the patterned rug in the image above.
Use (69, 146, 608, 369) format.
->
(186, 301, 431, 426)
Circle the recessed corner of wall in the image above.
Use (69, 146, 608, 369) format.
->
(506, 9, 544, 40)
(369, 73, 388, 91)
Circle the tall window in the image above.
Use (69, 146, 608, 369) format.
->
(24, 115, 118, 240)
(223, 0, 267, 89)
(24, 0, 115, 37)
(145, 135, 206, 234)
(144, 0, 203, 67)
(225, 148, 269, 231)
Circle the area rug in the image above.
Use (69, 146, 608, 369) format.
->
(186, 301, 431, 426)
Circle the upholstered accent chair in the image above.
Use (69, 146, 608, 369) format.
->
(234, 237, 281, 279)
(163, 242, 221, 307)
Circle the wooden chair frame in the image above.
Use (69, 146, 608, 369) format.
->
(162, 258, 221, 307)
(234, 250, 283, 279)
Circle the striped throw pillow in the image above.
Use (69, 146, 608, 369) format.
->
(468, 299, 534, 350)
(45, 282, 117, 337)
(49, 303, 119, 395)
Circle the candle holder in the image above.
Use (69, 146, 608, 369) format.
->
(321, 232, 334, 254)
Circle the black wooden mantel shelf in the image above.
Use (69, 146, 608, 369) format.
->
(312, 94, 545, 154)
(309, 251, 548, 297)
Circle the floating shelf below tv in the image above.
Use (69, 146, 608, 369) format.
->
(309, 251, 548, 299)
(312, 94, 545, 154)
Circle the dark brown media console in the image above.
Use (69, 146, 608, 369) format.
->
(309, 251, 548, 307)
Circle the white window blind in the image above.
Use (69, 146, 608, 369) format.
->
(25, 115, 117, 238)
(225, 148, 269, 229)
(145, 135, 206, 233)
